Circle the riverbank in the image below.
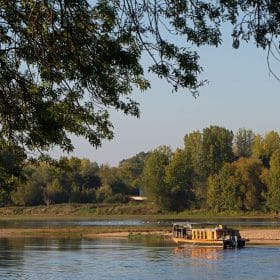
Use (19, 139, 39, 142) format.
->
(0, 203, 278, 219)
(1, 204, 280, 244)
(0, 227, 170, 239)
(240, 229, 280, 245)
(0, 227, 280, 245)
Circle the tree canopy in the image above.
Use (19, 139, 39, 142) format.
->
(1, 126, 280, 213)
(1, 0, 280, 157)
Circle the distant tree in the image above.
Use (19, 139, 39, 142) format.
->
(252, 131, 280, 167)
(12, 180, 43, 206)
(98, 164, 130, 195)
(69, 183, 96, 203)
(142, 146, 172, 210)
(165, 149, 195, 211)
(11, 162, 49, 206)
(118, 152, 150, 194)
(44, 179, 68, 204)
(207, 157, 265, 211)
(80, 159, 100, 189)
(95, 184, 113, 203)
(233, 128, 255, 158)
(184, 130, 206, 207)
(233, 157, 265, 211)
(262, 149, 280, 212)
(202, 126, 234, 177)
(207, 163, 238, 212)
(184, 130, 204, 179)
(12, 156, 101, 205)
(184, 126, 234, 208)
(185, 126, 234, 180)
(56, 157, 101, 197)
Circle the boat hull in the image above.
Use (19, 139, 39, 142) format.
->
(173, 237, 246, 249)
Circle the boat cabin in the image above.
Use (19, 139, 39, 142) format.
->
(172, 223, 245, 248)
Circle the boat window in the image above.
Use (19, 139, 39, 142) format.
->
(212, 232, 215, 239)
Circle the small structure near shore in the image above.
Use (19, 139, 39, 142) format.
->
(129, 196, 147, 202)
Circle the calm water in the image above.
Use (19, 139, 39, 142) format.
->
(0, 237, 280, 280)
(0, 217, 280, 228)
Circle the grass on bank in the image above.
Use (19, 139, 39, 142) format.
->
(0, 202, 278, 220)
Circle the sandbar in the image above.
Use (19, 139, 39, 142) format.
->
(1, 228, 280, 245)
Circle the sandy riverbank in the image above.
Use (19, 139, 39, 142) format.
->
(93, 229, 280, 245)
(240, 229, 280, 244)
(0, 228, 280, 245)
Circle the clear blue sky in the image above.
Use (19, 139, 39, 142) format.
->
(51, 35, 280, 166)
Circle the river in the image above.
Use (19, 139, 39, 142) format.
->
(0, 219, 280, 279)
(0, 236, 279, 280)
(0, 217, 280, 228)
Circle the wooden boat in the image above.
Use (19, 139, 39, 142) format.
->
(172, 223, 247, 249)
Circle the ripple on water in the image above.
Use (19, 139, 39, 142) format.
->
(0, 238, 280, 280)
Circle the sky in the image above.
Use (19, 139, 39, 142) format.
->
(51, 33, 280, 167)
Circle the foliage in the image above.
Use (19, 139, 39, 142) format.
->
(5, 126, 280, 214)
(233, 157, 265, 211)
(98, 164, 130, 195)
(11, 158, 100, 206)
(165, 149, 195, 211)
(44, 179, 68, 204)
(201, 126, 234, 177)
(118, 152, 150, 192)
(2, 0, 280, 158)
(233, 128, 255, 158)
(69, 184, 96, 204)
(252, 131, 280, 167)
(56, 157, 100, 192)
(207, 157, 265, 211)
(142, 146, 172, 210)
(207, 164, 238, 212)
(184, 126, 234, 207)
(2, 1, 280, 201)
(262, 149, 280, 211)
(0, 141, 26, 204)
(95, 184, 113, 203)
(184, 130, 203, 179)
(0, 0, 219, 157)
(12, 183, 41, 206)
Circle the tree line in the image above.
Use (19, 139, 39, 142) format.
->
(1, 125, 280, 213)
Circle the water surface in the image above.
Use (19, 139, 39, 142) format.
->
(0, 237, 279, 280)
(0, 217, 280, 229)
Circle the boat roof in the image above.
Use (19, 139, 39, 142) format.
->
(172, 222, 226, 229)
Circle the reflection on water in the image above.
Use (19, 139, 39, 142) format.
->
(174, 246, 223, 260)
(0, 238, 26, 268)
(0, 237, 280, 280)
(173, 246, 224, 272)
